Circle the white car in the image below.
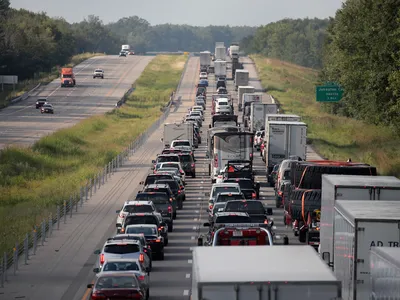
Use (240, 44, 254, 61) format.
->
(115, 200, 157, 228)
(206, 182, 241, 212)
(190, 110, 204, 121)
(215, 98, 231, 114)
(192, 105, 204, 113)
(171, 139, 192, 149)
(93, 69, 104, 79)
(157, 162, 186, 183)
(199, 72, 208, 80)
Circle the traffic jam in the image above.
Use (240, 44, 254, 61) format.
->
(85, 45, 400, 300)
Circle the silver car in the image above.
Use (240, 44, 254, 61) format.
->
(93, 239, 151, 272)
(93, 259, 150, 297)
(115, 200, 157, 228)
(206, 183, 241, 212)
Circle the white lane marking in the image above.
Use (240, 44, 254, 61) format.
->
(183, 290, 189, 296)
(195, 210, 199, 213)
(197, 197, 201, 200)
(191, 236, 195, 240)
(193, 218, 198, 221)
(201, 181, 204, 184)
(188, 260, 193, 264)
(186, 274, 191, 278)
(192, 226, 197, 230)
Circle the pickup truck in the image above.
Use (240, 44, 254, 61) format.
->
(93, 69, 104, 79)
(223, 200, 273, 223)
(223, 178, 260, 199)
(223, 160, 254, 182)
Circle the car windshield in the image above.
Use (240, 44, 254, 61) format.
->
(212, 186, 240, 197)
(215, 215, 251, 223)
(43, 104, 52, 108)
(191, 111, 201, 115)
(157, 156, 180, 163)
(103, 244, 140, 254)
(124, 216, 158, 226)
(224, 201, 265, 214)
(180, 155, 193, 163)
(95, 69, 102, 72)
(173, 141, 190, 147)
(62, 74, 72, 78)
(123, 204, 153, 213)
(95, 276, 139, 289)
(135, 193, 168, 201)
(103, 261, 140, 272)
(216, 194, 245, 203)
(126, 226, 157, 235)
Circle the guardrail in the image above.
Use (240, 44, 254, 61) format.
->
(0, 68, 180, 288)
(9, 83, 42, 105)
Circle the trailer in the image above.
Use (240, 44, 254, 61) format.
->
(249, 103, 278, 132)
(215, 46, 226, 61)
(200, 51, 211, 68)
(214, 60, 227, 80)
(370, 247, 400, 299)
(191, 246, 342, 300)
(237, 87, 255, 111)
(320, 175, 400, 269)
(163, 122, 194, 148)
(333, 200, 400, 300)
(234, 69, 249, 88)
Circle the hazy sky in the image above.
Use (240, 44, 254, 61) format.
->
(10, 0, 343, 26)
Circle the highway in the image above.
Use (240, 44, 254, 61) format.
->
(0, 55, 153, 149)
(0, 55, 324, 300)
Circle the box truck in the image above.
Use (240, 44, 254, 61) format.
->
(215, 46, 226, 61)
(60, 68, 75, 87)
(370, 247, 400, 299)
(121, 44, 130, 51)
(333, 200, 400, 300)
(249, 103, 278, 132)
(320, 175, 400, 269)
(265, 121, 307, 178)
(191, 245, 342, 300)
(237, 87, 255, 111)
(163, 123, 194, 148)
(234, 69, 249, 89)
(200, 51, 211, 68)
(230, 45, 240, 58)
(264, 114, 301, 129)
(214, 60, 227, 80)
(215, 42, 224, 48)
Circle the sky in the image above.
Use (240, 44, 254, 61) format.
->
(10, 0, 344, 26)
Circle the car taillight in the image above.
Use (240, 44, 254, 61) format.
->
(120, 228, 125, 233)
(278, 191, 283, 196)
(191, 163, 195, 168)
(252, 192, 256, 199)
(100, 254, 105, 265)
(119, 213, 125, 218)
(168, 206, 172, 213)
(139, 253, 144, 263)
(178, 190, 181, 194)
(209, 204, 213, 210)
(158, 226, 164, 231)
(91, 292, 106, 299)
(264, 219, 269, 224)
(130, 291, 143, 299)
(169, 197, 173, 202)
(214, 154, 218, 168)
(137, 275, 145, 281)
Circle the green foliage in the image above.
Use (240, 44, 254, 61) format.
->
(321, 0, 400, 131)
(0, 54, 187, 255)
(241, 18, 330, 69)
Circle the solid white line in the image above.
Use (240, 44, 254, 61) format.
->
(183, 290, 189, 296)
(191, 236, 195, 240)
(195, 210, 199, 213)
(196, 204, 200, 206)
(188, 259, 193, 264)
(186, 273, 191, 278)
(192, 226, 197, 230)
(193, 218, 198, 221)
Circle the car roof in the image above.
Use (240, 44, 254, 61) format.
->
(158, 154, 179, 157)
(160, 162, 180, 165)
(96, 271, 139, 278)
(216, 192, 243, 196)
(172, 139, 190, 142)
(215, 212, 249, 217)
(145, 184, 169, 189)
(105, 239, 140, 245)
(109, 234, 145, 240)
(103, 258, 140, 264)
(125, 224, 158, 229)
(212, 183, 240, 187)
(126, 212, 157, 217)
(124, 200, 153, 205)
(225, 178, 252, 182)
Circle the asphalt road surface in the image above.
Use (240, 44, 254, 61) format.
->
(0, 55, 153, 149)
(0, 56, 324, 300)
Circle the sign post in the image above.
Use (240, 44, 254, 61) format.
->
(316, 82, 343, 102)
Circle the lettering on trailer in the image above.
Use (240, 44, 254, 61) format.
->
(271, 126, 284, 134)
(369, 241, 400, 249)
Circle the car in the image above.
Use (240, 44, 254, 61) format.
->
(208, 202, 226, 223)
(206, 183, 242, 212)
(154, 179, 185, 208)
(87, 272, 145, 300)
(107, 234, 152, 266)
(190, 110, 204, 121)
(215, 98, 231, 115)
(115, 200, 157, 229)
(157, 167, 183, 182)
(191, 105, 204, 113)
(156, 162, 185, 183)
(119, 212, 168, 246)
(170, 139, 191, 149)
(199, 72, 208, 80)
(184, 117, 201, 128)
(119, 51, 127, 57)
(214, 192, 246, 206)
(93, 69, 104, 79)
(195, 97, 206, 109)
(35, 98, 48, 109)
(178, 153, 196, 178)
(128, 51, 135, 55)
(139, 173, 175, 186)
(123, 224, 165, 260)
(224, 199, 273, 223)
(93, 239, 151, 273)
(92, 259, 150, 299)
(40, 103, 54, 114)
(275, 169, 291, 208)
(137, 188, 176, 224)
(269, 164, 280, 186)
(223, 178, 260, 199)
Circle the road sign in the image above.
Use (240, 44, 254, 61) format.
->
(316, 84, 343, 102)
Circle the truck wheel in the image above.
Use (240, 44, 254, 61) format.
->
(178, 200, 183, 210)
(283, 236, 289, 245)
(73, 80, 76, 85)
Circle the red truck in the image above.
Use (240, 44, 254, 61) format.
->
(60, 68, 76, 87)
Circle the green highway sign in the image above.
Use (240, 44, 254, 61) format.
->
(316, 84, 343, 102)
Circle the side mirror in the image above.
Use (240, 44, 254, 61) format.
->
(203, 222, 210, 227)
(93, 249, 101, 255)
(151, 160, 156, 164)
(116, 209, 121, 214)
(93, 268, 100, 273)
(87, 284, 94, 289)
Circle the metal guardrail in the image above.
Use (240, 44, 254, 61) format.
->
(0, 72, 179, 288)
(9, 83, 42, 105)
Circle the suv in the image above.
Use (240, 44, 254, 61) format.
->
(179, 153, 196, 178)
(155, 179, 185, 209)
(140, 173, 174, 186)
(93, 239, 151, 271)
(35, 98, 48, 109)
(170, 139, 192, 149)
(223, 178, 260, 199)
(93, 69, 104, 79)
(152, 154, 180, 167)
(139, 186, 176, 221)
(119, 51, 126, 57)
(115, 200, 157, 228)
(120, 212, 168, 245)
(206, 183, 241, 212)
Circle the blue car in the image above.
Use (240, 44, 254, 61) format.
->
(198, 79, 208, 87)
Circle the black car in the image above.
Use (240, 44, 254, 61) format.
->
(223, 178, 260, 199)
(41, 103, 54, 114)
(120, 212, 168, 247)
(140, 173, 175, 186)
(179, 153, 196, 178)
(35, 98, 48, 109)
(224, 200, 273, 223)
(154, 179, 184, 209)
(216, 80, 226, 90)
(138, 186, 176, 222)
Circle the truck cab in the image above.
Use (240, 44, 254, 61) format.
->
(60, 68, 75, 87)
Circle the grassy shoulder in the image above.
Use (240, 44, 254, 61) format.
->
(0, 53, 105, 109)
(0, 54, 188, 254)
(250, 54, 400, 176)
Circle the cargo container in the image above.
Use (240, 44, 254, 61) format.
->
(230, 45, 239, 58)
(370, 247, 400, 299)
(163, 123, 194, 148)
(215, 46, 226, 61)
(234, 69, 249, 88)
(215, 42, 224, 48)
(249, 103, 278, 132)
(320, 175, 400, 269)
(237, 88, 256, 111)
(200, 51, 211, 67)
(214, 60, 227, 80)
(191, 245, 342, 300)
(333, 200, 400, 300)
(265, 114, 301, 129)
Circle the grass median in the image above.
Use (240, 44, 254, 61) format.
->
(250, 54, 400, 176)
(0, 54, 188, 255)
(0, 52, 104, 109)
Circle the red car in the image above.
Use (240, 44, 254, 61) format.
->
(87, 272, 146, 299)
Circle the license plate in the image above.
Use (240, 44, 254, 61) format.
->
(316, 222, 320, 227)
(233, 231, 242, 237)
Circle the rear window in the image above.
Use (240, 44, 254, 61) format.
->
(224, 201, 265, 214)
(229, 180, 253, 190)
(157, 156, 180, 163)
(180, 155, 193, 163)
(218, 102, 228, 106)
(95, 276, 139, 289)
(216, 194, 245, 203)
(156, 180, 178, 191)
(162, 163, 179, 169)
(213, 186, 240, 197)
(103, 261, 139, 272)
(283, 170, 290, 180)
(124, 216, 158, 226)
(145, 175, 172, 185)
(142, 188, 170, 197)
(103, 244, 140, 254)
(215, 215, 251, 223)
(173, 141, 190, 147)
(136, 193, 168, 201)
(126, 226, 157, 235)
(123, 204, 154, 213)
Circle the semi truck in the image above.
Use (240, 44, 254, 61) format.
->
(215, 46, 226, 61)
(249, 103, 278, 132)
(264, 121, 307, 180)
(242, 93, 263, 126)
(333, 200, 400, 300)
(200, 51, 211, 68)
(190, 246, 342, 300)
(60, 68, 75, 87)
(320, 175, 400, 270)
(214, 60, 227, 80)
(237, 87, 255, 111)
(264, 114, 301, 127)
(230, 44, 240, 59)
(234, 70, 249, 90)
(370, 247, 400, 299)
(215, 42, 224, 47)
(162, 123, 194, 148)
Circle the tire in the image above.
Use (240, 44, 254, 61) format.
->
(164, 238, 169, 246)
(168, 222, 173, 232)
(178, 201, 183, 210)
(173, 212, 177, 219)
(192, 172, 196, 178)
(146, 288, 150, 300)
(158, 251, 164, 260)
